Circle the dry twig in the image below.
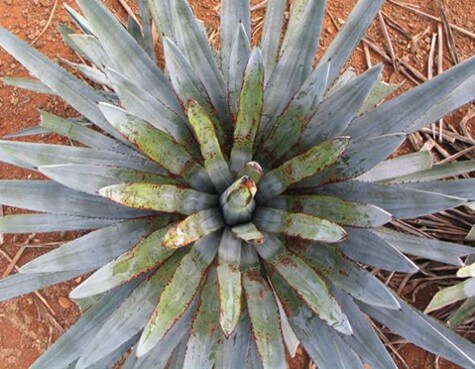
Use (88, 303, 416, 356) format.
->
(382, 11, 412, 40)
(251, 0, 267, 11)
(2, 245, 26, 278)
(388, 0, 475, 40)
(363, 43, 372, 68)
(437, 23, 445, 142)
(0, 248, 57, 318)
(427, 33, 438, 137)
(437, 0, 460, 64)
(378, 11, 398, 71)
(30, 0, 59, 46)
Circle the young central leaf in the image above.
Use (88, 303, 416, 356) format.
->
(220, 175, 257, 226)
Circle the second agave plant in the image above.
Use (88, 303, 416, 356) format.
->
(0, 0, 474, 368)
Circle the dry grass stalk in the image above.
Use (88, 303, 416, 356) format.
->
(378, 11, 398, 71)
(437, 0, 460, 64)
(388, 0, 475, 40)
(437, 23, 445, 142)
(428, 33, 438, 137)
(30, 0, 59, 46)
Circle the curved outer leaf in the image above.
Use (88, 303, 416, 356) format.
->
(163, 37, 227, 144)
(0, 27, 125, 142)
(259, 62, 330, 164)
(425, 278, 475, 313)
(259, 0, 326, 139)
(137, 233, 219, 356)
(123, 297, 198, 369)
(339, 228, 418, 273)
(0, 213, 118, 234)
(187, 101, 233, 192)
(267, 195, 392, 227)
(254, 207, 347, 243)
(64, 3, 93, 34)
(171, 0, 230, 125)
(257, 138, 350, 202)
(331, 288, 398, 369)
(373, 228, 475, 266)
(316, 181, 467, 219)
(162, 209, 224, 249)
(0, 146, 33, 170)
(258, 234, 352, 334)
(275, 293, 299, 358)
(63, 59, 111, 88)
(281, 0, 323, 52)
(183, 267, 221, 369)
(147, 0, 174, 40)
(356, 151, 433, 183)
(3, 123, 50, 139)
(359, 79, 401, 114)
(99, 104, 212, 192)
(269, 269, 363, 369)
(241, 244, 286, 369)
(402, 178, 475, 200)
(220, 0, 251, 82)
(75, 254, 183, 368)
(62, 33, 109, 69)
(297, 65, 383, 152)
(448, 297, 475, 328)
(39, 164, 179, 196)
(0, 270, 89, 303)
(317, 0, 385, 85)
(345, 57, 475, 139)
(30, 280, 141, 369)
(358, 296, 475, 369)
(69, 224, 180, 299)
(99, 183, 217, 215)
(76, 0, 183, 115)
(39, 110, 131, 154)
(289, 242, 400, 309)
(389, 160, 475, 184)
(230, 48, 264, 174)
(259, 0, 286, 80)
(245, 340, 265, 369)
(217, 229, 243, 336)
(167, 336, 189, 369)
(297, 134, 406, 188)
(3, 77, 54, 94)
(84, 334, 140, 369)
(228, 24, 252, 115)
(104, 68, 196, 151)
(0, 180, 150, 219)
(20, 217, 167, 274)
(0, 140, 162, 174)
(214, 309, 252, 369)
(138, 0, 156, 61)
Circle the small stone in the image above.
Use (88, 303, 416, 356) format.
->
(5, 0, 13, 5)
(58, 296, 72, 309)
(39, 19, 46, 27)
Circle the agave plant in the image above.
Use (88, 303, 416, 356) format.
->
(0, 0, 475, 368)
